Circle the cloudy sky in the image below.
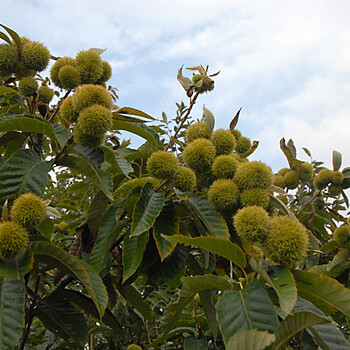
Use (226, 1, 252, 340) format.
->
(3, 0, 350, 171)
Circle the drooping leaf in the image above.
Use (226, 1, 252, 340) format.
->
(147, 244, 190, 285)
(229, 107, 241, 131)
(293, 270, 350, 316)
(101, 145, 133, 177)
(187, 192, 229, 239)
(0, 250, 33, 279)
(0, 149, 52, 205)
(131, 184, 165, 236)
(250, 260, 297, 315)
(58, 290, 123, 335)
(87, 191, 109, 233)
(181, 274, 231, 293)
(52, 124, 71, 148)
(216, 279, 279, 344)
(90, 202, 126, 272)
(302, 147, 312, 157)
(122, 230, 149, 282)
(163, 235, 246, 270)
(295, 297, 350, 350)
(73, 144, 104, 166)
(0, 31, 10, 44)
(287, 139, 297, 158)
(34, 294, 88, 345)
(2, 133, 27, 162)
(56, 154, 113, 201)
(177, 65, 194, 95)
(272, 311, 330, 350)
(202, 105, 215, 132)
(0, 277, 25, 349)
(117, 284, 153, 323)
(36, 217, 54, 239)
(113, 120, 158, 146)
(153, 199, 179, 260)
(226, 329, 275, 350)
(332, 150, 342, 171)
(0, 114, 58, 144)
(30, 241, 108, 319)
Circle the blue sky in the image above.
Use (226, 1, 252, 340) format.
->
(3, 0, 350, 172)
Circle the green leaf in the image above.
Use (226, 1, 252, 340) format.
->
(188, 193, 229, 239)
(332, 150, 342, 171)
(101, 145, 133, 177)
(58, 290, 123, 335)
(90, 203, 126, 272)
(114, 107, 155, 120)
(34, 294, 88, 345)
(0, 25, 21, 48)
(0, 114, 58, 144)
(2, 133, 27, 162)
(153, 199, 179, 260)
(295, 297, 350, 350)
(250, 260, 297, 315)
(30, 241, 108, 319)
(0, 149, 52, 205)
(177, 65, 194, 94)
(122, 230, 148, 282)
(0, 31, 11, 44)
(162, 235, 246, 270)
(73, 144, 104, 166)
(114, 176, 160, 199)
(184, 336, 209, 349)
(216, 279, 279, 344)
(36, 217, 54, 239)
(147, 245, 190, 286)
(229, 107, 241, 131)
(131, 185, 165, 237)
(87, 191, 109, 233)
(0, 277, 25, 349)
(202, 105, 215, 132)
(181, 274, 231, 293)
(52, 124, 71, 148)
(272, 311, 330, 350)
(56, 154, 113, 201)
(113, 120, 157, 146)
(118, 284, 153, 323)
(226, 329, 275, 350)
(327, 248, 350, 272)
(293, 270, 350, 316)
(0, 250, 33, 278)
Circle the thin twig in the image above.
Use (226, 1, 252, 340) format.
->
(48, 89, 72, 123)
(166, 90, 200, 151)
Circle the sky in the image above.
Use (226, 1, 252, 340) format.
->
(3, 0, 350, 172)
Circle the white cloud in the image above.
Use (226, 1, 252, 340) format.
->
(3, 0, 350, 171)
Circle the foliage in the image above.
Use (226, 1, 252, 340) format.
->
(0, 25, 349, 349)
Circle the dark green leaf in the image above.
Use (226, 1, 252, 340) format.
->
(327, 248, 350, 272)
(56, 154, 113, 201)
(272, 311, 330, 350)
(118, 284, 153, 323)
(58, 290, 123, 335)
(0, 114, 58, 143)
(293, 270, 350, 316)
(87, 191, 109, 233)
(163, 235, 246, 270)
(114, 177, 159, 199)
(0, 32, 10, 44)
(52, 124, 71, 148)
(0, 25, 21, 48)
(73, 144, 104, 166)
(295, 297, 350, 350)
(123, 230, 148, 282)
(0, 149, 52, 205)
(131, 185, 165, 236)
(0, 277, 25, 349)
(31, 241, 108, 318)
(153, 199, 179, 260)
(216, 279, 279, 344)
(0, 250, 33, 278)
(114, 107, 155, 120)
(184, 336, 209, 350)
(251, 261, 297, 315)
(188, 193, 229, 239)
(35, 294, 88, 345)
